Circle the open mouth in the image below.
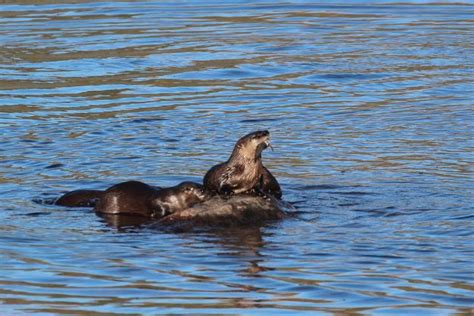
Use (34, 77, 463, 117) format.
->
(263, 137, 273, 151)
(264, 139, 273, 151)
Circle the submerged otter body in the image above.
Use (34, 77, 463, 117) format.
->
(55, 189, 103, 207)
(203, 130, 282, 198)
(95, 181, 208, 218)
(159, 194, 294, 227)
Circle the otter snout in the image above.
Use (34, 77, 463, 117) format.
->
(178, 182, 210, 202)
(251, 130, 272, 149)
(257, 131, 273, 150)
(263, 137, 273, 151)
(194, 185, 211, 201)
(254, 130, 269, 138)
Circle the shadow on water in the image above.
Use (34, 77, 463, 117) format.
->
(97, 213, 154, 230)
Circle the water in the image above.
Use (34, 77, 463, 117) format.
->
(1, 1, 473, 314)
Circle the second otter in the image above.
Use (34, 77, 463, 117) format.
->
(203, 130, 282, 198)
(95, 181, 208, 218)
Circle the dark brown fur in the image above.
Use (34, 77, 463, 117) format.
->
(94, 181, 208, 218)
(203, 130, 282, 198)
(55, 189, 103, 207)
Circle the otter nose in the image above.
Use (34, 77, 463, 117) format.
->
(256, 130, 269, 137)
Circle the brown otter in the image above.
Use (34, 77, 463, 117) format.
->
(203, 130, 282, 198)
(94, 180, 209, 218)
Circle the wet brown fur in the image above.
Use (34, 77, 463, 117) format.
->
(55, 189, 103, 207)
(203, 130, 282, 198)
(95, 181, 208, 218)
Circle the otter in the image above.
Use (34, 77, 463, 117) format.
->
(94, 180, 209, 218)
(203, 130, 282, 198)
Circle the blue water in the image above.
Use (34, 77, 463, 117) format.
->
(0, 1, 473, 314)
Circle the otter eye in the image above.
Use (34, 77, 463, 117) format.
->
(185, 186, 192, 192)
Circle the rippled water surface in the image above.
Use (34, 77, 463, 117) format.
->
(1, 1, 473, 314)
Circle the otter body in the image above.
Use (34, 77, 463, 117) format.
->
(95, 181, 208, 218)
(203, 130, 282, 198)
(94, 181, 156, 216)
(55, 189, 103, 207)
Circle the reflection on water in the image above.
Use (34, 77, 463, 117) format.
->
(1, 1, 473, 314)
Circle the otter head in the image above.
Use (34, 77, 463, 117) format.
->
(175, 181, 210, 205)
(231, 130, 272, 161)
